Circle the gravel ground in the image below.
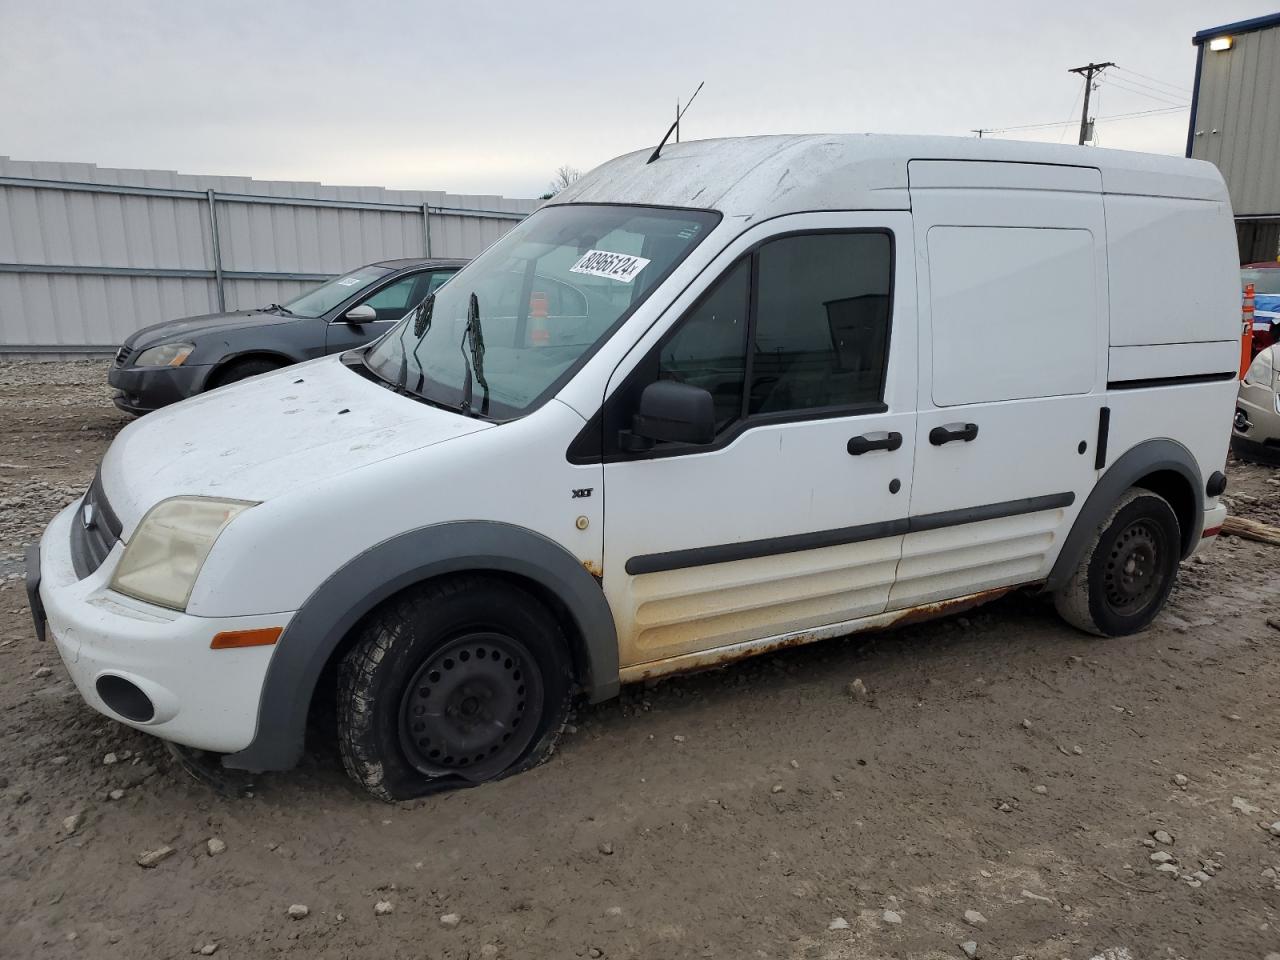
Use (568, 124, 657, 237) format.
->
(3, 360, 1280, 960)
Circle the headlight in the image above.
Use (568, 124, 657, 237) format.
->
(110, 497, 255, 610)
(135, 343, 195, 367)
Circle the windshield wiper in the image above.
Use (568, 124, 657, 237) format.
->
(389, 294, 433, 395)
(263, 303, 295, 316)
(457, 292, 490, 417)
(409, 294, 435, 394)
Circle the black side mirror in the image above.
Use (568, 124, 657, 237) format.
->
(622, 380, 716, 451)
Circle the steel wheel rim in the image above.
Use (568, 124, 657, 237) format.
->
(1103, 518, 1166, 617)
(398, 631, 544, 778)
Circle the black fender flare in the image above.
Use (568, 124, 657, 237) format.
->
(1046, 438, 1204, 592)
(204, 348, 304, 387)
(223, 521, 619, 772)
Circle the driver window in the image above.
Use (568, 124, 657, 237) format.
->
(360, 275, 420, 322)
(658, 258, 750, 431)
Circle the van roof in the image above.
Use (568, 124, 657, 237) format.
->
(549, 134, 1229, 221)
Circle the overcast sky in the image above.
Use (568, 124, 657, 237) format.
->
(1, 0, 1272, 199)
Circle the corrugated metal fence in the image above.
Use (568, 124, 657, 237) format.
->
(0, 157, 538, 353)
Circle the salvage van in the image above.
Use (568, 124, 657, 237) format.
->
(27, 135, 1240, 799)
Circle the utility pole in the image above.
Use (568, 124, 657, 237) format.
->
(971, 128, 989, 138)
(1068, 61, 1114, 145)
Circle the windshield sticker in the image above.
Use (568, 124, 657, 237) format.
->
(569, 250, 651, 284)
(336, 276, 361, 287)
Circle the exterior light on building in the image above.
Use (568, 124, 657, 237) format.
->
(1209, 36, 1234, 51)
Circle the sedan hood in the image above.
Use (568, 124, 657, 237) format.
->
(125, 309, 298, 352)
(100, 355, 489, 535)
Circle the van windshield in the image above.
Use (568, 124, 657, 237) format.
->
(363, 204, 720, 418)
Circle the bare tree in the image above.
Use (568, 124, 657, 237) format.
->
(542, 165, 582, 199)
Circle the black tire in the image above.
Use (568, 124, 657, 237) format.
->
(336, 576, 573, 801)
(208, 358, 283, 389)
(1053, 488, 1181, 637)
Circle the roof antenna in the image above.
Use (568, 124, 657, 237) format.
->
(648, 81, 704, 164)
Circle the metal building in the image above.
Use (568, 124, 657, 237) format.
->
(1188, 12, 1280, 263)
(0, 157, 538, 354)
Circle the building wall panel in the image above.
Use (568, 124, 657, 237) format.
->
(1191, 25, 1280, 217)
(0, 156, 537, 351)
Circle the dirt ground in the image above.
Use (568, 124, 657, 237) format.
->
(3, 360, 1280, 960)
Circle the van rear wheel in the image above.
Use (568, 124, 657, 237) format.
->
(336, 577, 573, 801)
(1053, 488, 1181, 637)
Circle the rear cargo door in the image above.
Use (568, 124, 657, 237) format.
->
(897, 160, 1108, 608)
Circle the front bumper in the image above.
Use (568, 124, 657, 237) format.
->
(107, 363, 212, 415)
(37, 500, 291, 754)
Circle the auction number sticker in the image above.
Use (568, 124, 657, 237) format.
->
(569, 250, 651, 284)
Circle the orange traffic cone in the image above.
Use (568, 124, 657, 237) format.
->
(1241, 282, 1255, 376)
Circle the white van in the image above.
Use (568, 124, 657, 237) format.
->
(27, 135, 1240, 799)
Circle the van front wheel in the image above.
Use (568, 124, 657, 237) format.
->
(1053, 488, 1181, 637)
(336, 577, 573, 801)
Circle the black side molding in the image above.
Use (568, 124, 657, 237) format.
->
(625, 519, 905, 576)
(1107, 371, 1236, 391)
(625, 492, 1076, 576)
(905, 492, 1075, 535)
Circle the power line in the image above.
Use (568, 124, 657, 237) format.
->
(1105, 73, 1191, 104)
(1101, 74, 1191, 108)
(984, 105, 1189, 136)
(1113, 65, 1192, 96)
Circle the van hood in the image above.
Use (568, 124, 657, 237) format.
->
(100, 355, 490, 535)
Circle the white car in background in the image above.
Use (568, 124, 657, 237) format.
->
(1233, 344, 1280, 464)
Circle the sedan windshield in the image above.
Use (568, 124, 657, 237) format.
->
(363, 204, 720, 418)
(282, 265, 392, 318)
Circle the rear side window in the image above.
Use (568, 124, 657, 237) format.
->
(425, 271, 455, 295)
(927, 226, 1096, 406)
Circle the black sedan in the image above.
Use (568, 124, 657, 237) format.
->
(108, 257, 465, 414)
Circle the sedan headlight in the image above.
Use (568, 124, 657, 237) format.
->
(135, 342, 195, 367)
(111, 497, 256, 610)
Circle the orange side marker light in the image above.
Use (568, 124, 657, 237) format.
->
(210, 626, 283, 650)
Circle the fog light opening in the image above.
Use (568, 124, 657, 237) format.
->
(95, 675, 155, 723)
